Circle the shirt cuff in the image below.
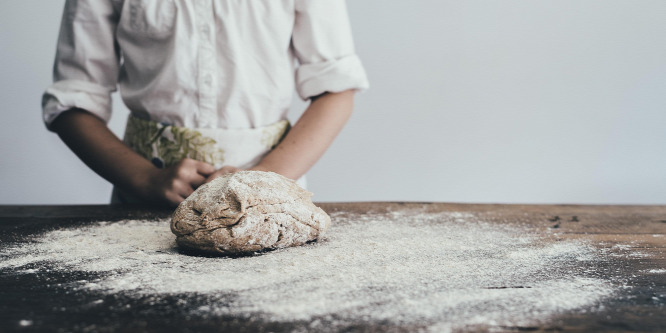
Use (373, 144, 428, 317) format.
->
(42, 80, 113, 131)
(295, 54, 369, 101)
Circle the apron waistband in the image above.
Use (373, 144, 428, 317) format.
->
(123, 115, 290, 170)
(111, 115, 306, 204)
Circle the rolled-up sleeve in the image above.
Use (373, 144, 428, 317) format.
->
(292, 0, 369, 100)
(42, 0, 120, 130)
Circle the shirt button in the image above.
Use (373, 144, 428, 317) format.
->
(204, 74, 212, 85)
(202, 25, 210, 35)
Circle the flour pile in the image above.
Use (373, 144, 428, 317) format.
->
(0, 210, 614, 331)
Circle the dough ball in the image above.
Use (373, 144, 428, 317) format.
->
(171, 171, 331, 255)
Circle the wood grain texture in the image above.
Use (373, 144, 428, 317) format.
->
(1, 203, 665, 332)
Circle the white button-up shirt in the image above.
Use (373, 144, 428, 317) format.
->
(43, 0, 369, 130)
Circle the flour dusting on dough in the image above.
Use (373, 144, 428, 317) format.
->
(171, 171, 330, 254)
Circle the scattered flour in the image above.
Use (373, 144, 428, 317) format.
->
(18, 320, 33, 327)
(0, 210, 614, 331)
(608, 244, 651, 258)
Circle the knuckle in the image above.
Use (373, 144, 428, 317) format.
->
(180, 158, 194, 166)
(176, 167, 190, 178)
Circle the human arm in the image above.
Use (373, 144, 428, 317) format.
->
(51, 109, 215, 207)
(44, 2, 215, 206)
(248, 90, 354, 179)
(209, 1, 368, 181)
(204, 90, 354, 182)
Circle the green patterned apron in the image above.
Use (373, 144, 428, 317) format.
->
(112, 115, 298, 204)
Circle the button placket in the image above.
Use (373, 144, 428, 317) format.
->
(195, 0, 216, 128)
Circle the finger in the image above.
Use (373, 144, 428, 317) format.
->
(204, 167, 239, 184)
(172, 161, 207, 184)
(174, 180, 195, 198)
(165, 191, 185, 207)
(177, 158, 215, 177)
(194, 160, 216, 176)
(204, 170, 225, 184)
(188, 173, 207, 189)
(221, 166, 242, 173)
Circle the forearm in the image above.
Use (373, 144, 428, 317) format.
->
(251, 90, 355, 179)
(51, 109, 155, 195)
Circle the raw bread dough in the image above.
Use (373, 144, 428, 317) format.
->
(171, 171, 331, 255)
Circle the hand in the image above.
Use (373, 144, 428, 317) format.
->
(205, 165, 243, 184)
(135, 158, 215, 207)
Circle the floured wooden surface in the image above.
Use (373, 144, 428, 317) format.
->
(0, 203, 665, 332)
(0, 209, 617, 331)
(171, 171, 330, 255)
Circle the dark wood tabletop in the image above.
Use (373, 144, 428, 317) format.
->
(1, 203, 665, 332)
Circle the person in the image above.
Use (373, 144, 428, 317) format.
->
(42, 0, 369, 207)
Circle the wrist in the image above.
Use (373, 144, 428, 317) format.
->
(126, 163, 159, 199)
(248, 163, 271, 173)
(249, 161, 302, 180)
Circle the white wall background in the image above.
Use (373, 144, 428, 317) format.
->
(1, 1, 665, 205)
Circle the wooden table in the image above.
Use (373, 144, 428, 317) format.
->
(1, 203, 665, 332)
